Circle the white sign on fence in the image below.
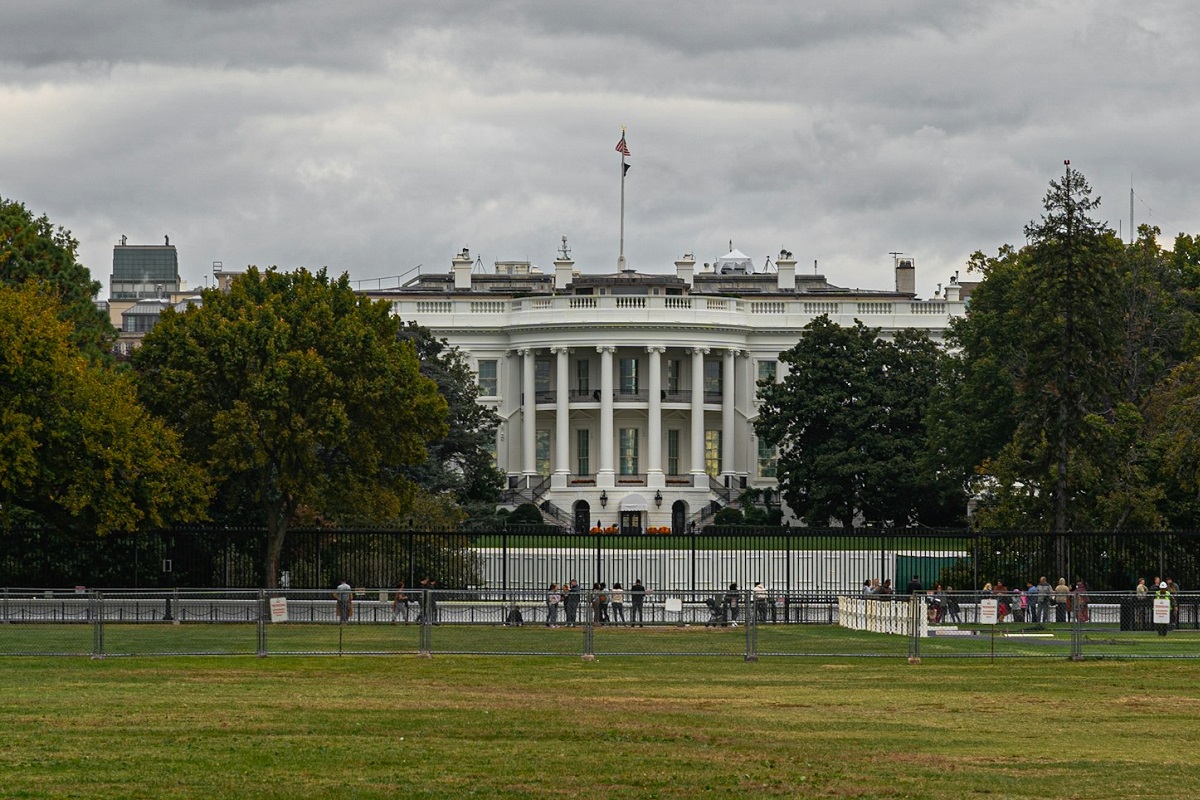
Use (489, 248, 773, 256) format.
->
(979, 598, 999, 625)
(269, 596, 289, 623)
(1153, 598, 1171, 625)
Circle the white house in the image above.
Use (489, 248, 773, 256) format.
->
(370, 244, 967, 533)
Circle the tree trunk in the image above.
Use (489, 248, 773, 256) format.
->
(263, 499, 291, 590)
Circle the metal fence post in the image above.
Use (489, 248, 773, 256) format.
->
(745, 589, 758, 662)
(257, 590, 267, 657)
(418, 589, 432, 658)
(91, 590, 105, 659)
(1070, 600, 1083, 661)
(582, 589, 596, 661)
(907, 593, 922, 664)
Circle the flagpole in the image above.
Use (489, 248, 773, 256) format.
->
(617, 127, 627, 271)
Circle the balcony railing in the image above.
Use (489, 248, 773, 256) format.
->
(388, 295, 966, 329)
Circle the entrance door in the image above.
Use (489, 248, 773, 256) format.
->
(671, 500, 687, 535)
(573, 501, 591, 534)
(619, 511, 642, 535)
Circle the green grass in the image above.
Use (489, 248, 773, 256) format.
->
(2, 653, 1199, 799)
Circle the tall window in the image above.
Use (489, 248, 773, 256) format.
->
(536, 430, 551, 476)
(704, 360, 722, 398)
(757, 438, 777, 478)
(484, 437, 498, 468)
(535, 358, 551, 394)
(619, 357, 639, 395)
(705, 430, 722, 476)
(667, 429, 680, 476)
(757, 359, 777, 384)
(619, 428, 640, 475)
(477, 359, 498, 397)
(575, 359, 590, 393)
(576, 429, 590, 476)
(666, 359, 681, 393)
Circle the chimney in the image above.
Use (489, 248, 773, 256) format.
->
(452, 248, 473, 290)
(554, 236, 574, 290)
(894, 257, 916, 295)
(554, 256, 574, 290)
(775, 250, 796, 291)
(675, 253, 695, 287)
(945, 273, 961, 302)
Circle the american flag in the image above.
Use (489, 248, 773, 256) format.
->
(615, 136, 630, 157)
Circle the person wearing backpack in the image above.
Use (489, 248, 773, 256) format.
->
(610, 583, 626, 625)
(546, 583, 562, 628)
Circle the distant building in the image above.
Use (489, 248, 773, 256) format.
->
(110, 237, 182, 301)
(104, 239, 242, 355)
(366, 244, 968, 532)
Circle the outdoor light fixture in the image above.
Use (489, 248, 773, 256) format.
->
(654, 490, 663, 508)
(600, 490, 608, 508)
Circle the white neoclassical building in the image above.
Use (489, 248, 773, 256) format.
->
(371, 245, 968, 533)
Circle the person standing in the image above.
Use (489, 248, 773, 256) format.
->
(1036, 577, 1052, 624)
(630, 578, 646, 627)
(334, 580, 352, 623)
(725, 582, 740, 627)
(546, 583, 562, 628)
(905, 575, 923, 596)
(1074, 581, 1090, 624)
(1155, 581, 1173, 637)
(1166, 578, 1181, 627)
(565, 579, 580, 626)
(391, 581, 410, 624)
(1054, 577, 1070, 622)
(1135, 578, 1149, 629)
(753, 582, 771, 623)
(610, 583, 626, 625)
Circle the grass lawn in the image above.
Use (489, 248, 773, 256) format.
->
(2, 652, 1199, 799)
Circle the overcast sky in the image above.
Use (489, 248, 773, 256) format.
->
(3, 1, 1198, 299)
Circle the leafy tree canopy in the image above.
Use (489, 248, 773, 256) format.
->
(396, 322, 503, 507)
(944, 167, 1198, 532)
(756, 316, 961, 528)
(0, 197, 114, 358)
(132, 267, 448, 588)
(0, 282, 209, 533)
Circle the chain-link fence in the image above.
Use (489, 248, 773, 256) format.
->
(3, 588, 1197, 660)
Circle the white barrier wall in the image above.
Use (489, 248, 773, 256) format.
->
(837, 596, 929, 637)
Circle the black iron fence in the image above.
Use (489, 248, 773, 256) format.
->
(3, 526, 1200, 594)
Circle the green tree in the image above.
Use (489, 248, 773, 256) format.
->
(0, 282, 208, 533)
(1019, 164, 1124, 532)
(396, 323, 503, 507)
(0, 197, 114, 359)
(133, 267, 448, 588)
(755, 316, 957, 527)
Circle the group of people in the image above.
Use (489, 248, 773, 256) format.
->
(544, 578, 649, 627)
(978, 577, 1083, 623)
(1137, 576, 1181, 635)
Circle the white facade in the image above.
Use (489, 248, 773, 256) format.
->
(372, 248, 967, 533)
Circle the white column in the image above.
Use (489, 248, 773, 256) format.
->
(521, 348, 536, 477)
(647, 346, 664, 487)
(598, 345, 615, 487)
(721, 348, 736, 479)
(552, 346, 570, 488)
(689, 347, 708, 481)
